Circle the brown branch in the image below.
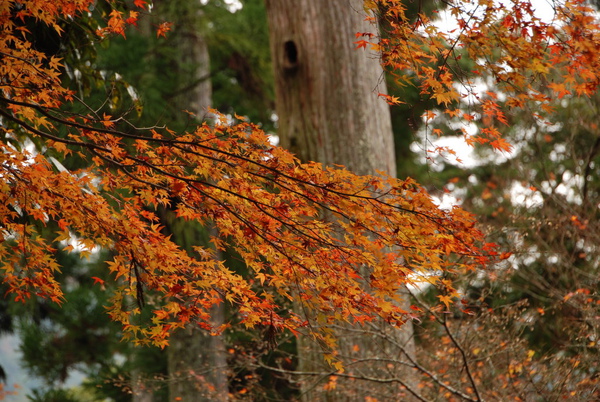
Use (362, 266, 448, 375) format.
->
(442, 314, 484, 402)
(256, 361, 428, 402)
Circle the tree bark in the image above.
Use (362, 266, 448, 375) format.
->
(266, 1, 417, 400)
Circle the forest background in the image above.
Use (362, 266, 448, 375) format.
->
(1, 0, 599, 401)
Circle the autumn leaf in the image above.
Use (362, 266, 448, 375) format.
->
(354, 39, 369, 49)
(134, 0, 148, 9)
(92, 277, 105, 286)
(548, 82, 572, 99)
(156, 21, 173, 38)
(490, 138, 513, 153)
(437, 294, 454, 311)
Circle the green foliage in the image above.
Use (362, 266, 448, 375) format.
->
(206, 0, 275, 128)
(27, 388, 80, 402)
(15, 250, 130, 398)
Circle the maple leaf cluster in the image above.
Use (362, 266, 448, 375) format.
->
(0, 0, 495, 350)
(367, 0, 600, 152)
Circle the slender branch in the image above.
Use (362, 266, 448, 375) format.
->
(256, 361, 428, 402)
(442, 314, 484, 401)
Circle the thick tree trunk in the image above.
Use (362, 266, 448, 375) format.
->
(266, 0, 394, 174)
(266, 1, 417, 400)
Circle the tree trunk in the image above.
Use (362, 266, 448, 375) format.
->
(164, 3, 228, 402)
(168, 306, 228, 402)
(266, 1, 417, 400)
(131, 367, 155, 402)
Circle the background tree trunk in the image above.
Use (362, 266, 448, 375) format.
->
(266, 1, 418, 400)
(163, 3, 228, 401)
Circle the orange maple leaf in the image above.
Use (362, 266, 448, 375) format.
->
(91, 277, 105, 286)
(134, 0, 148, 9)
(156, 22, 173, 38)
(437, 294, 453, 311)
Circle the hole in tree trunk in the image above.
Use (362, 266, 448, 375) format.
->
(283, 40, 299, 71)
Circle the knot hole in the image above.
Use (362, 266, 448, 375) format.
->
(283, 40, 299, 71)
